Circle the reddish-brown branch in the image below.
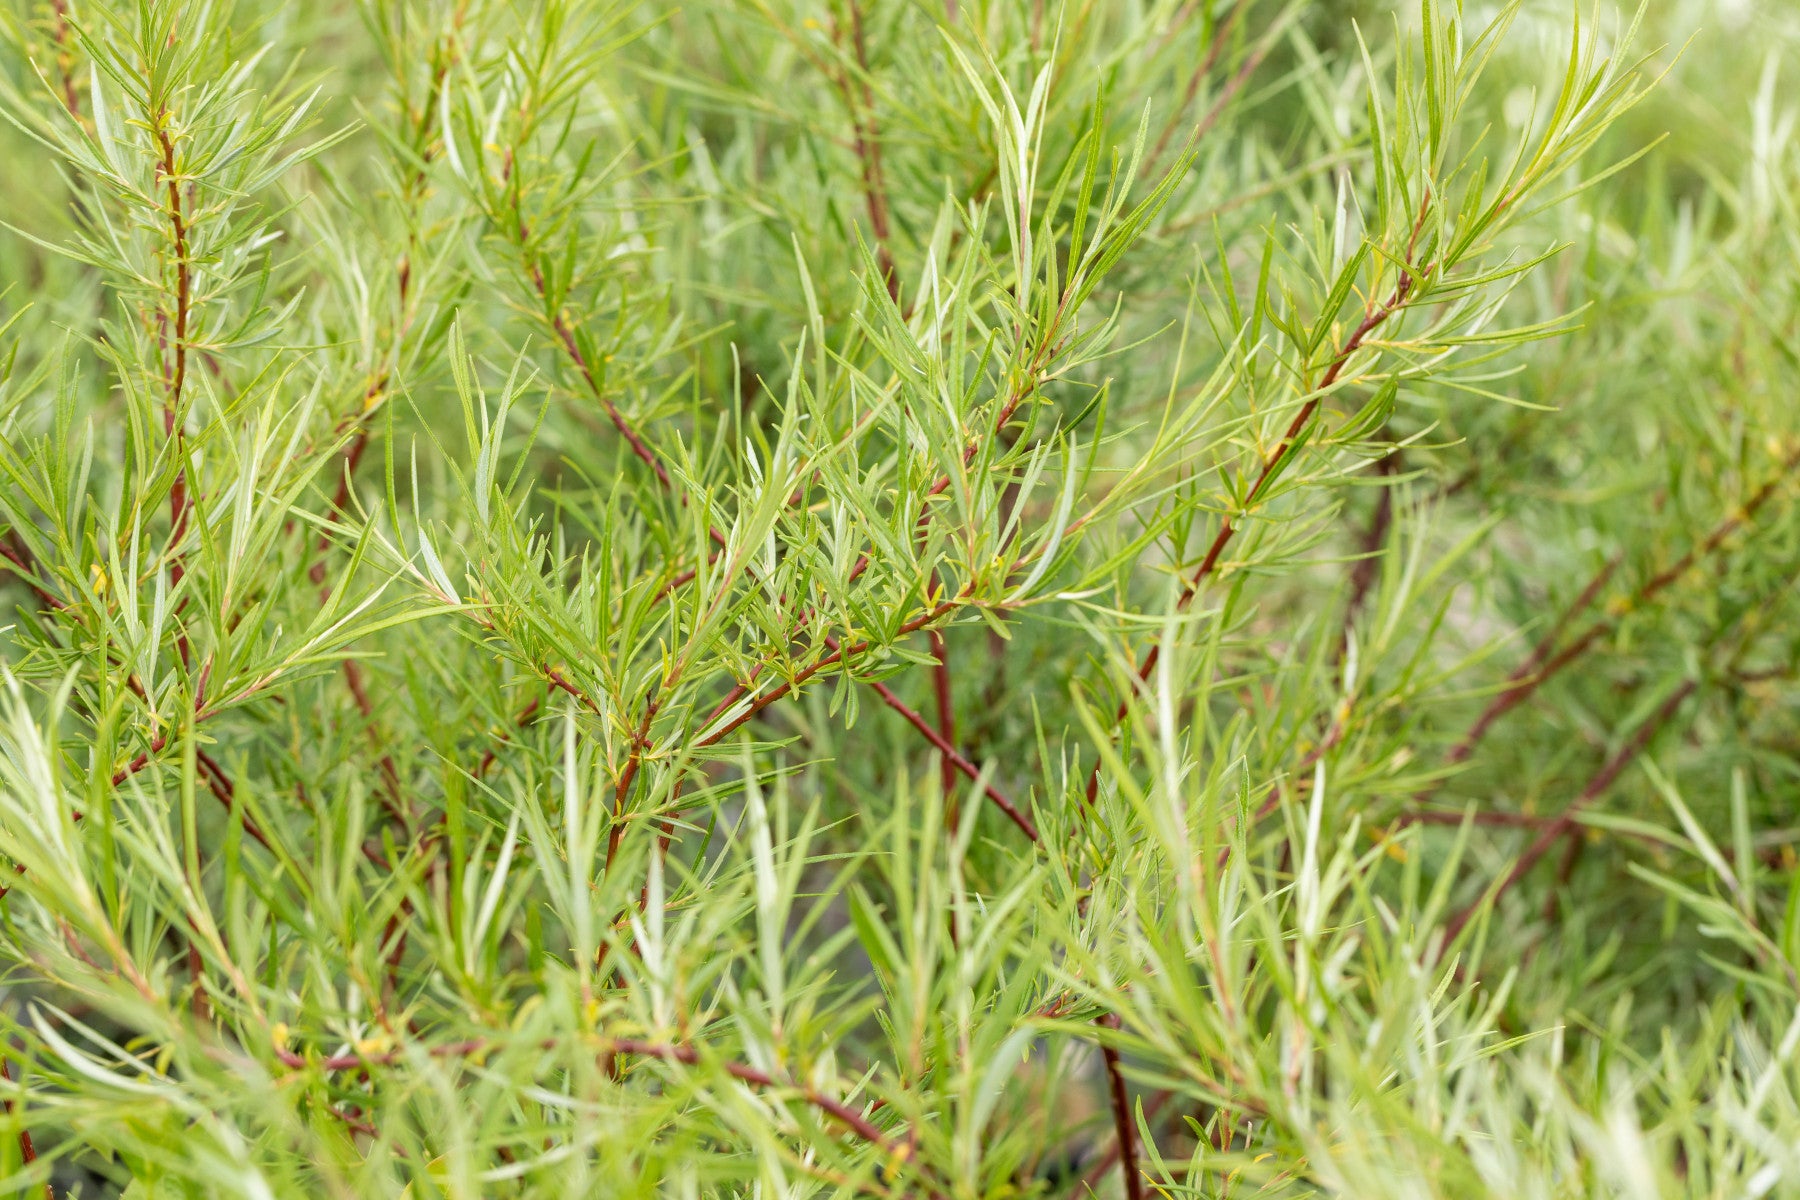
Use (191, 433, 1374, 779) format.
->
(0, 1057, 49, 1200)
(194, 748, 273, 853)
(153, 119, 194, 669)
(516, 173, 1060, 857)
(503, 148, 690, 513)
(699, 597, 963, 750)
(1403, 809, 1571, 829)
(1086, 267, 1421, 807)
(1544, 833, 1585, 921)
(0, 679, 349, 903)
(546, 308, 682, 495)
(698, 343, 1053, 734)
(299, 415, 395, 819)
(274, 1032, 911, 1166)
(1226, 709, 1352, 869)
(1147, 2, 1261, 170)
(836, 1, 900, 301)
(604, 701, 660, 872)
(48, 0, 80, 121)
(861, 665, 1039, 841)
(476, 696, 541, 778)
(544, 666, 600, 714)
(1441, 677, 1696, 943)
(1429, 555, 1620, 775)
(308, 396, 383, 588)
(86, 719, 272, 852)
(153, 122, 189, 439)
(1096, 1012, 1146, 1200)
(1075, 1088, 1174, 1197)
(1434, 444, 1800, 781)
(615, 1038, 900, 1152)
(0, 538, 67, 615)
(1343, 450, 1402, 630)
(185, 934, 212, 1020)
(651, 552, 717, 603)
(929, 628, 958, 807)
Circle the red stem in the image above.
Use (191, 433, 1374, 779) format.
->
(1147, 2, 1261, 171)
(273, 1032, 917, 1174)
(0, 538, 67, 615)
(1086, 267, 1421, 807)
(929, 627, 958, 807)
(1075, 1088, 1173, 1196)
(1433, 442, 1800, 780)
(1096, 1012, 1145, 1200)
(861, 665, 1038, 841)
(1343, 450, 1402, 630)
(476, 696, 541, 778)
(698, 597, 963, 750)
(0, 1058, 49, 1200)
(1441, 677, 1696, 943)
(153, 118, 195, 674)
(837, 1, 899, 301)
(49, 0, 80, 120)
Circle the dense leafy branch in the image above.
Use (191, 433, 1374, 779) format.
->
(0, 2, 1796, 1197)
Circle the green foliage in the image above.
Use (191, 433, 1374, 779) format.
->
(0, 0, 1795, 1196)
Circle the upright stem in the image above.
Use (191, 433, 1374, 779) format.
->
(0, 538, 67, 615)
(1145, 1, 1255, 170)
(1097, 1013, 1145, 1200)
(1343, 449, 1402, 631)
(0, 1057, 50, 1200)
(1074, 1089, 1174, 1197)
(838, 1, 899, 301)
(48, 0, 81, 121)
(153, 119, 193, 629)
(929, 628, 958, 817)
(1086, 266, 1421, 807)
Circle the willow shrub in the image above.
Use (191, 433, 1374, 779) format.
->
(0, 0, 1796, 1196)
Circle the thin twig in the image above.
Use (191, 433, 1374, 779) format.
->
(193, 748, 273, 852)
(1432, 442, 1800, 782)
(47, 0, 81, 121)
(0, 538, 67, 615)
(699, 596, 964, 750)
(835, 1, 900, 301)
(1087, 262, 1425, 807)
(1343, 450, 1402, 631)
(1074, 1088, 1174, 1196)
(152, 115, 194, 673)
(1146, 1, 1257, 171)
(1441, 677, 1696, 943)
(861, 666, 1039, 841)
(476, 696, 541, 777)
(273, 1032, 918, 1176)
(604, 701, 660, 872)
(700, 332, 1058, 739)
(929, 627, 958, 812)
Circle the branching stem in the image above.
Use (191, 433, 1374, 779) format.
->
(1442, 678, 1696, 942)
(1087, 265, 1423, 807)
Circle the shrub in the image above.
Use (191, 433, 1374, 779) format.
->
(0, 0, 1796, 1196)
